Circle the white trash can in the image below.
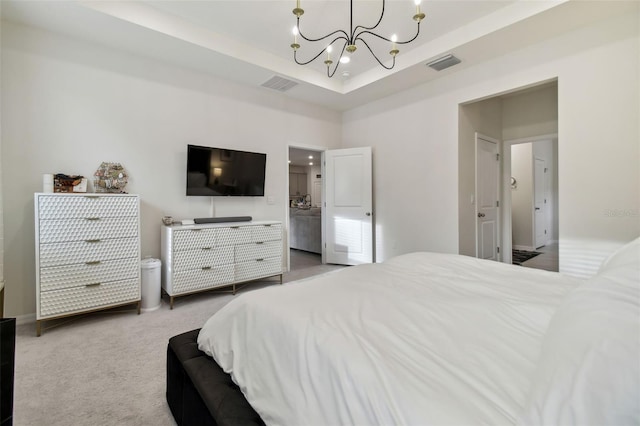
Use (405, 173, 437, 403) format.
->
(140, 258, 162, 312)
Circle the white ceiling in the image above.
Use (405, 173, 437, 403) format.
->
(289, 147, 323, 167)
(1, 1, 634, 111)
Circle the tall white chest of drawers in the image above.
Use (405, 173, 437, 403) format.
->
(161, 221, 283, 308)
(34, 193, 141, 336)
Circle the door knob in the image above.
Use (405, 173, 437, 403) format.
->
(365, 212, 371, 216)
(477, 212, 485, 218)
(535, 207, 541, 211)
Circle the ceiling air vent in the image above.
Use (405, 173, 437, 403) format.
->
(426, 54, 461, 71)
(261, 76, 298, 92)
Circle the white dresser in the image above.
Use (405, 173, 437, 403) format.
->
(161, 221, 283, 308)
(34, 193, 141, 336)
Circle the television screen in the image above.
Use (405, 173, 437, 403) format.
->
(186, 145, 266, 196)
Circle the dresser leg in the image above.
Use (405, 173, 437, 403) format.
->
(170, 296, 174, 310)
(280, 274, 283, 285)
(36, 320, 42, 337)
(137, 301, 141, 315)
(232, 284, 236, 295)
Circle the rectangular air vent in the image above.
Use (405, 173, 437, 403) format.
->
(426, 54, 461, 71)
(260, 76, 298, 92)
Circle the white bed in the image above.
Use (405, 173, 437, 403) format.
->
(198, 239, 640, 425)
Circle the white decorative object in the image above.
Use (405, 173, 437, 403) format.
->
(34, 193, 141, 336)
(93, 162, 128, 193)
(161, 221, 283, 308)
(42, 174, 54, 193)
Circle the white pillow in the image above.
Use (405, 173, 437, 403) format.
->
(519, 238, 640, 425)
(599, 237, 640, 273)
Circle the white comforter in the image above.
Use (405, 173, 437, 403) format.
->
(198, 252, 581, 425)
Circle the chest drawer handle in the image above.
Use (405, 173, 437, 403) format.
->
(202, 247, 212, 250)
(230, 226, 240, 229)
(256, 258, 264, 262)
(85, 239, 101, 243)
(85, 283, 101, 288)
(264, 224, 272, 227)
(85, 217, 101, 221)
(202, 266, 212, 270)
(85, 261, 102, 265)
(191, 229, 202, 232)
(256, 241, 264, 245)
(84, 196, 100, 199)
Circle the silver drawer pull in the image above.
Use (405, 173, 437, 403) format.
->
(230, 226, 240, 229)
(256, 241, 264, 245)
(85, 217, 100, 221)
(83, 195, 100, 199)
(85, 261, 102, 265)
(202, 247, 212, 250)
(191, 229, 202, 232)
(85, 283, 101, 288)
(256, 258, 264, 262)
(264, 224, 272, 227)
(202, 266, 212, 270)
(85, 239, 101, 243)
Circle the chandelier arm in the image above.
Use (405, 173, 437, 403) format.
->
(352, 0, 386, 35)
(355, 22, 421, 46)
(293, 36, 348, 66)
(357, 38, 396, 70)
(297, 19, 349, 43)
(327, 42, 348, 78)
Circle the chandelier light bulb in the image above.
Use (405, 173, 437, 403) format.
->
(414, 0, 421, 5)
(339, 56, 350, 64)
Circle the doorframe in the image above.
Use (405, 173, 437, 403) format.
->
(501, 133, 557, 263)
(533, 156, 548, 249)
(285, 143, 328, 272)
(474, 133, 502, 261)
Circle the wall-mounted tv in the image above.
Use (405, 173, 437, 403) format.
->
(186, 145, 266, 196)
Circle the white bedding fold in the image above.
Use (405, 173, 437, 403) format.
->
(198, 252, 581, 425)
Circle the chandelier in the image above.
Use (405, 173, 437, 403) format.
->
(290, 0, 425, 78)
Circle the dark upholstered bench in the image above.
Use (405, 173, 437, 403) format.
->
(166, 329, 265, 426)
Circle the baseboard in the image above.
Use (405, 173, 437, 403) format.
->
(15, 313, 36, 326)
(513, 245, 536, 252)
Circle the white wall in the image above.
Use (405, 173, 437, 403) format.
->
(1, 21, 342, 318)
(343, 9, 640, 276)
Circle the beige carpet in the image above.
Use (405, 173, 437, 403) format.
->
(13, 254, 342, 426)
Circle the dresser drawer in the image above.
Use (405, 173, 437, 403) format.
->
(251, 224, 282, 242)
(172, 264, 234, 294)
(40, 257, 139, 292)
(216, 227, 251, 246)
(39, 278, 140, 318)
(39, 237, 139, 268)
(39, 217, 138, 243)
(172, 246, 234, 272)
(173, 228, 217, 251)
(235, 258, 282, 282)
(38, 195, 138, 219)
(235, 241, 282, 263)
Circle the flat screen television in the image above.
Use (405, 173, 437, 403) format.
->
(186, 145, 266, 196)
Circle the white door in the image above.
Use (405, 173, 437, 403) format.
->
(476, 135, 500, 261)
(323, 147, 373, 265)
(534, 157, 546, 248)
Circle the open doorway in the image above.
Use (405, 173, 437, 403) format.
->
(288, 147, 324, 272)
(458, 80, 559, 272)
(506, 136, 559, 271)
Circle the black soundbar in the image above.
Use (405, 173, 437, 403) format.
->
(194, 216, 252, 224)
